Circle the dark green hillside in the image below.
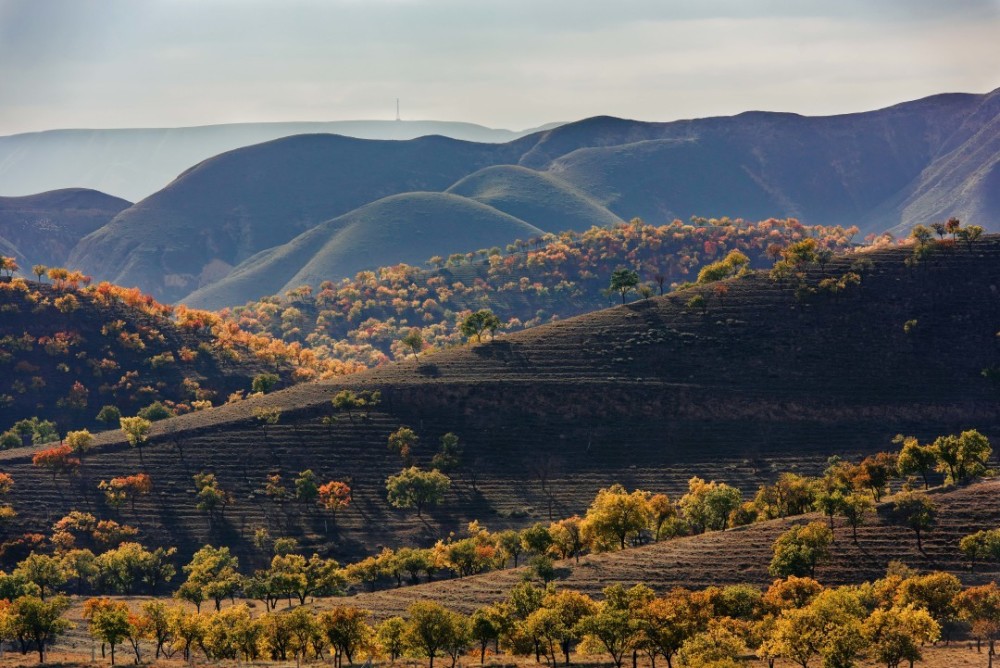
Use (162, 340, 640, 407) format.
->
(183, 192, 544, 311)
(0, 188, 130, 268)
(446, 164, 625, 231)
(68, 134, 520, 303)
(0, 238, 996, 567)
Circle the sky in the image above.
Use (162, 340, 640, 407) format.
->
(1, 0, 999, 135)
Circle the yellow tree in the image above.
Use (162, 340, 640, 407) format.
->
(582, 485, 651, 550)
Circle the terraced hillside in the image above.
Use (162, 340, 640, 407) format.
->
(0, 239, 997, 568)
(341, 478, 1000, 617)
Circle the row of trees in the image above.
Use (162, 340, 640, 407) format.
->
(30, 567, 1000, 668)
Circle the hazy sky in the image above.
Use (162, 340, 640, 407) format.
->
(1, 0, 998, 135)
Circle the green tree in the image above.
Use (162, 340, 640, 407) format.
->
(95, 405, 121, 428)
(13, 554, 68, 600)
(933, 429, 991, 485)
(377, 616, 407, 662)
(837, 493, 875, 543)
(892, 491, 936, 551)
(404, 601, 456, 668)
(895, 435, 937, 489)
(294, 469, 320, 504)
(609, 268, 640, 304)
(769, 522, 833, 578)
(385, 467, 451, 516)
(459, 309, 502, 343)
(10, 595, 72, 663)
(960, 529, 1000, 572)
(119, 416, 152, 463)
(252, 373, 280, 394)
(401, 328, 424, 358)
(180, 545, 241, 611)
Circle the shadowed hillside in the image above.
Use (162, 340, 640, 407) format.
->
(0, 238, 997, 567)
(184, 192, 545, 311)
(0, 188, 131, 268)
(63, 89, 1000, 307)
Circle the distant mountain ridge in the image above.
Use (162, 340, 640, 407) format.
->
(0, 120, 563, 201)
(0, 188, 131, 269)
(30, 88, 1000, 306)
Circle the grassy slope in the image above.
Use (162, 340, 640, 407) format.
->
(0, 239, 996, 568)
(446, 164, 625, 232)
(68, 135, 517, 303)
(183, 192, 545, 311)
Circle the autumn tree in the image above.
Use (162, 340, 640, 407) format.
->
(179, 545, 241, 611)
(583, 484, 651, 550)
(388, 426, 419, 464)
(955, 583, 1000, 661)
(31, 445, 80, 481)
(385, 467, 451, 516)
(99, 473, 152, 512)
(64, 429, 94, 459)
(85, 597, 132, 665)
(318, 480, 352, 516)
(319, 606, 373, 668)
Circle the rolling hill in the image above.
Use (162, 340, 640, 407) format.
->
(67, 134, 517, 303)
(183, 192, 545, 311)
(445, 164, 625, 232)
(0, 237, 996, 568)
(0, 188, 131, 269)
(0, 120, 561, 202)
(60, 87, 1000, 308)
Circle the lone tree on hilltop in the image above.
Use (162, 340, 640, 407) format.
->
(609, 268, 639, 304)
(401, 328, 424, 358)
(459, 309, 501, 343)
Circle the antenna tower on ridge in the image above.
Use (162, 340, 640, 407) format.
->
(396, 98, 400, 122)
